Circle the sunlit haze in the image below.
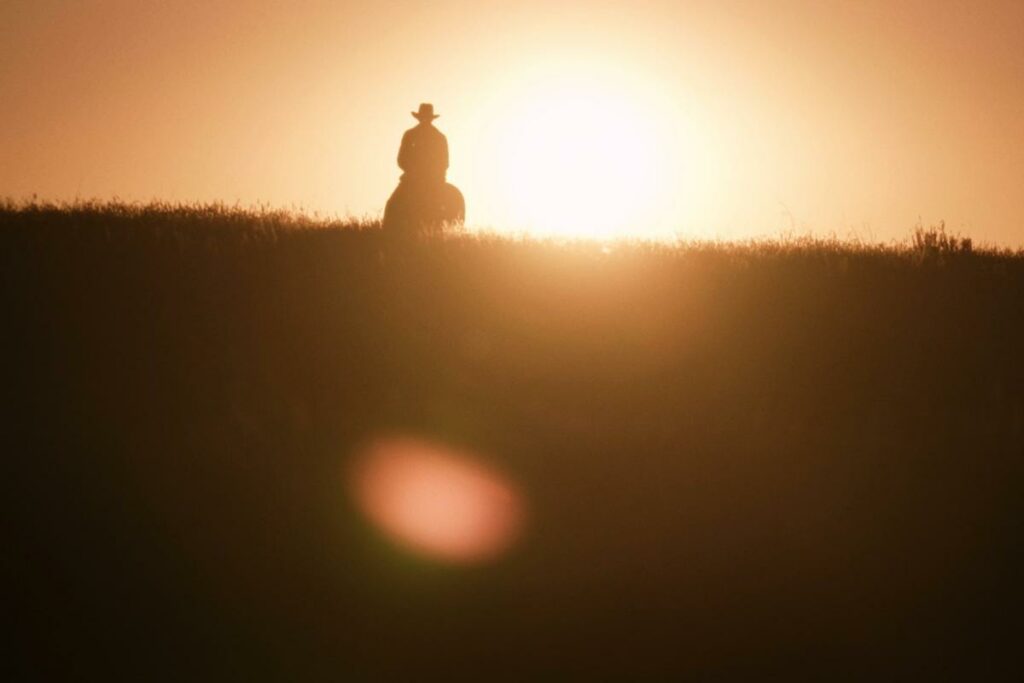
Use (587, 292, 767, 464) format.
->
(3, 1, 1024, 243)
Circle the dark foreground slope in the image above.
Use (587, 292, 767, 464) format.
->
(4, 204, 1024, 679)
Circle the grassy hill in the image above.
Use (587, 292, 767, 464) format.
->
(5, 202, 1024, 679)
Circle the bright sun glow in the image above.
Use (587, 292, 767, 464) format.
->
(497, 92, 660, 238)
(468, 62, 694, 240)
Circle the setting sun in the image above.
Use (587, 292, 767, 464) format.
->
(487, 80, 668, 238)
(459, 57, 695, 239)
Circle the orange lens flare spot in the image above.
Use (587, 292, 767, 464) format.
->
(351, 437, 525, 564)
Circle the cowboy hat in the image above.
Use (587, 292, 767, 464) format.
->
(411, 103, 440, 121)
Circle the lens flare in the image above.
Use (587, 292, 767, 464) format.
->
(350, 436, 525, 564)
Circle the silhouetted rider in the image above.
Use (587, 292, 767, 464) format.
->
(398, 103, 448, 185)
(382, 102, 464, 233)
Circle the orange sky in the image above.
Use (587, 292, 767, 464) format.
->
(3, 1, 1023, 243)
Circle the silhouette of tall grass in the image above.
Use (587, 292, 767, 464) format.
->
(5, 201, 1024, 679)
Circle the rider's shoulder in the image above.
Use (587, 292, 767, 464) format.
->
(405, 123, 445, 141)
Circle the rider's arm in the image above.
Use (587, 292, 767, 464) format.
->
(397, 130, 412, 172)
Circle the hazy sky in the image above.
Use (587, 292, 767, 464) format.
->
(3, 1, 1023, 243)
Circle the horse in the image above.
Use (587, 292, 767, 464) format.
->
(383, 179, 465, 236)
